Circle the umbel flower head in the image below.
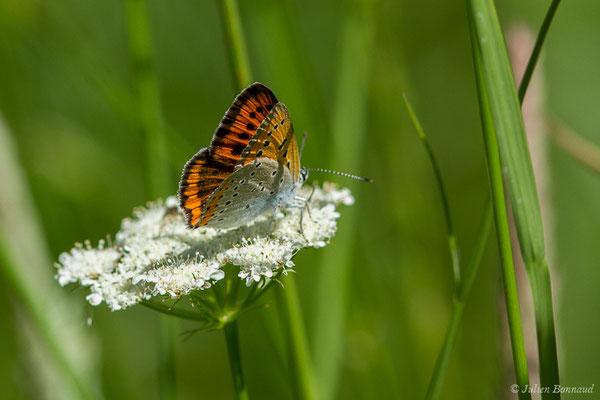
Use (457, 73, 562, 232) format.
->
(56, 183, 353, 311)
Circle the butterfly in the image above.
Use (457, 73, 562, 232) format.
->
(178, 82, 308, 229)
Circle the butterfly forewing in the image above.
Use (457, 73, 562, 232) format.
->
(178, 83, 278, 228)
(237, 103, 301, 183)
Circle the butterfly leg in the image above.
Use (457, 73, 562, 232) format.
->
(267, 205, 280, 236)
(294, 184, 316, 242)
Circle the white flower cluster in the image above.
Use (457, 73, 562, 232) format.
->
(56, 183, 353, 311)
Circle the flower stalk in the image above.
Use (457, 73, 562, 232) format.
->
(224, 321, 249, 400)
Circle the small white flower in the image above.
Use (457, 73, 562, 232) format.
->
(55, 183, 353, 310)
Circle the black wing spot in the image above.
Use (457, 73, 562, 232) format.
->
(277, 138, 287, 150)
(271, 170, 277, 176)
(218, 218, 224, 222)
(225, 201, 232, 206)
(239, 132, 250, 140)
(233, 193, 238, 197)
(245, 204, 250, 209)
(279, 178, 284, 183)
(282, 150, 288, 158)
(260, 186, 265, 191)
(246, 122, 256, 131)
(250, 171, 256, 177)
(234, 186, 238, 191)
(249, 111, 256, 119)
(255, 162, 262, 167)
(269, 191, 275, 195)
(281, 118, 285, 124)
(257, 150, 264, 157)
(231, 143, 245, 156)
(286, 160, 291, 168)
(239, 179, 246, 184)
(215, 127, 229, 137)
(256, 106, 264, 114)
(219, 210, 225, 214)
(263, 140, 270, 147)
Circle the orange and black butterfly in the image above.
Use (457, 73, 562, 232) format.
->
(178, 83, 305, 229)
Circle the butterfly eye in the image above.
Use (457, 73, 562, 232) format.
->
(300, 168, 309, 183)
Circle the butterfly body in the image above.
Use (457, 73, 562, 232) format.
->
(178, 83, 303, 229)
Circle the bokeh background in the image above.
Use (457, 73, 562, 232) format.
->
(0, 0, 598, 399)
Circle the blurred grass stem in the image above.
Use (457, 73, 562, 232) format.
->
(312, 1, 375, 399)
(125, 1, 176, 399)
(219, 0, 252, 90)
(282, 276, 319, 400)
(0, 116, 99, 400)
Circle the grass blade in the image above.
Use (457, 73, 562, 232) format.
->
(403, 93, 461, 289)
(219, 0, 252, 90)
(468, 0, 561, 397)
(312, 0, 375, 398)
(0, 114, 100, 400)
(124, 2, 177, 399)
(467, 5, 531, 397)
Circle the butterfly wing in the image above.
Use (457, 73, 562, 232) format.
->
(197, 103, 302, 228)
(178, 82, 278, 228)
(237, 103, 301, 183)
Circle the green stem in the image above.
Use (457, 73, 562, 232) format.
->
(403, 93, 461, 288)
(425, 201, 492, 400)
(125, 0, 170, 198)
(224, 322, 249, 400)
(282, 276, 319, 400)
(468, 7, 531, 397)
(0, 236, 96, 400)
(0, 115, 99, 400)
(141, 300, 210, 321)
(219, 0, 252, 90)
(530, 263, 560, 399)
(517, 0, 561, 103)
(425, 0, 561, 396)
(124, 3, 175, 397)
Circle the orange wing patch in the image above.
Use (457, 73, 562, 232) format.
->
(178, 83, 278, 228)
(237, 103, 301, 182)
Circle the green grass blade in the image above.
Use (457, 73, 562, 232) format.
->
(219, 0, 252, 90)
(468, 0, 561, 396)
(282, 276, 319, 400)
(0, 114, 100, 400)
(124, 2, 176, 399)
(518, 0, 561, 103)
(125, 0, 171, 198)
(467, 5, 531, 398)
(403, 93, 461, 289)
(425, 201, 492, 400)
(312, 0, 375, 398)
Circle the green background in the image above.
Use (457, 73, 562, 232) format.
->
(0, 0, 598, 399)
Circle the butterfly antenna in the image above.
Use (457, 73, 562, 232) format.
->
(299, 131, 308, 160)
(305, 168, 373, 182)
